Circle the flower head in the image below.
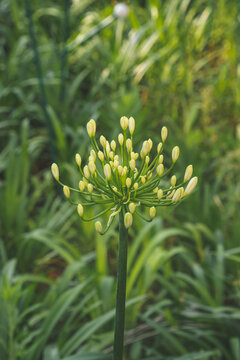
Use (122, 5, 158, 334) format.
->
(51, 117, 198, 233)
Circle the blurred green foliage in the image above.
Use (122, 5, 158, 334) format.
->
(0, 0, 240, 359)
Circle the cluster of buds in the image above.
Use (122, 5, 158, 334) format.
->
(51, 117, 198, 234)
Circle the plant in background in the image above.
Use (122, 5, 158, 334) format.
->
(51, 117, 198, 360)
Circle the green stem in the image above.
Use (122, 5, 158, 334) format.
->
(113, 209, 128, 360)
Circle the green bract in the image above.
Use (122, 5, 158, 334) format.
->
(51, 117, 198, 233)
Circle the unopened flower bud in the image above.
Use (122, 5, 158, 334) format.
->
(148, 139, 153, 151)
(118, 165, 123, 175)
(106, 142, 110, 157)
(158, 155, 163, 165)
(98, 150, 104, 162)
(141, 176, 146, 184)
(129, 117, 135, 135)
(109, 151, 114, 160)
(120, 116, 129, 130)
(149, 206, 156, 219)
(129, 159, 135, 170)
(133, 182, 138, 190)
(157, 142, 163, 153)
(88, 161, 96, 174)
(86, 119, 96, 137)
(172, 146, 180, 163)
(145, 156, 150, 165)
(156, 164, 164, 176)
(124, 212, 133, 229)
(87, 183, 93, 193)
(126, 138, 132, 152)
(95, 221, 102, 233)
(171, 175, 177, 187)
(142, 140, 150, 156)
(118, 133, 124, 146)
(157, 189, 163, 200)
(51, 163, 59, 181)
(83, 165, 90, 179)
(75, 153, 81, 167)
(129, 202, 136, 213)
(63, 185, 70, 199)
(79, 180, 85, 192)
(126, 177, 132, 188)
(161, 126, 168, 142)
(184, 165, 193, 182)
(172, 188, 182, 203)
(77, 204, 84, 217)
(114, 160, 119, 168)
(100, 135, 107, 148)
(184, 176, 198, 195)
(114, 155, 119, 161)
(111, 140, 116, 151)
(90, 149, 96, 160)
(104, 164, 111, 180)
(153, 187, 158, 193)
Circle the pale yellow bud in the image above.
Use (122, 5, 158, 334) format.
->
(147, 173, 152, 180)
(184, 165, 193, 182)
(113, 186, 118, 192)
(122, 167, 127, 177)
(63, 185, 70, 199)
(148, 139, 153, 151)
(145, 156, 150, 165)
(75, 154, 81, 167)
(157, 142, 163, 153)
(51, 163, 59, 181)
(140, 150, 144, 159)
(161, 126, 168, 142)
(142, 140, 150, 156)
(86, 119, 96, 137)
(133, 182, 139, 190)
(171, 175, 177, 187)
(157, 189, 163, 200)
(184, 176, 198, 195)
(131, 152, 135, 159)
(149, 206, 156, 219)
(172, 188, 182, 203)
(88, 161, 96, 174)
(134, 152, 139, 160)
(83, 165, 90, 179)
(179, 187, 184, 198)
(87, 183, 94, 193)
(172, 146, 180, 163)
(126, 138, 132, 152)
(90, 150, 96, 161)
(118, 133, 124, 146)
(106, 142, 110, 157)
(120, 116, 129, 130)
(95, 221, 102, 233)
(124, 212, 133, 229)
(79, 180, 85, 192)
(153, 187, 158, 193)
(110, 161, 114, 168)
(77, 204, 84, 217)
(104, 164, 111, 180)
(100, 135, 106, 148)
(114, 155, 119, 161)
(126, 177, 132, 188)
(88, 155, 95, 163)
(129, 117, 135, 135)
(129, 202, 136, 213)
(167, 189, 175, 199)
(129, 159, 135, 170)
(156, 164, 164, 176)
(98, 150, 104, 162)
(141, 176, 146, 184)
(109, 151, 114, 160)
(83, 178, 88, 185)
(114, 160, 119, 168)
(111, 140, 116, 151)
(159, 154, 164, 164)
(118, 165, 123, 176)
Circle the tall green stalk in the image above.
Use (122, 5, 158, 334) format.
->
(113, 209, 128, 360)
